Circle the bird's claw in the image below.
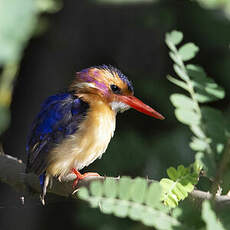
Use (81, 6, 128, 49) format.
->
(71, 168, 100, 189)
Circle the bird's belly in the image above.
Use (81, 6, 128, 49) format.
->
(46, 106, 116, 177)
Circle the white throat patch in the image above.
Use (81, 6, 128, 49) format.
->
(110, 101, 130, 113)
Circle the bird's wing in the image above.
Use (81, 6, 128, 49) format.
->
(26, 92, 89, 175)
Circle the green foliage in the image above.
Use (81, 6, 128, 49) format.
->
(178, 43, 199, 61)
(0, 0, 37, 64)
(160, 164, 199, 207)
(78, 177, 180, 230)
(165, 30, 183, 46)
(186, 64, 225, 103)
(196, 0, 230, 19)
(77, 30, 229, 229)
(202, 200, 225, 230)
(166, 30, 228, 178)
(0, 0, 62, 135)
(0, 0, 60, 64)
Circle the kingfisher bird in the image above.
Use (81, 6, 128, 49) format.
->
(26, 65, 164, 204)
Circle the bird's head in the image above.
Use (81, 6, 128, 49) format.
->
(70, 65, 164, 120)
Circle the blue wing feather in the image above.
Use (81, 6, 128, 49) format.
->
(26, 92, 89, 175)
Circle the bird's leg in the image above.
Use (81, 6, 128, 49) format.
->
(40, 175, 50, 205)
(72, 168, 100, 188)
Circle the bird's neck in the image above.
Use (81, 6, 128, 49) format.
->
(75, 93, 115, 115)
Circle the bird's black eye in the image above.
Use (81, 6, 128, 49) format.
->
(110, 84, 121, 94)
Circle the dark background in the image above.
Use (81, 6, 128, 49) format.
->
(1, 0, 230, 229)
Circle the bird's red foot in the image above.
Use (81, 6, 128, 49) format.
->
(72, 168, 100, 188)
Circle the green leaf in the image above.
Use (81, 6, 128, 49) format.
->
(88, 197, 101, 208)
(201, 106, 226, 142)
(37, 0, 62, 13)
(170, 94, 195, 109)
(160, 179, 178, 207)
(186, 64, 225, 103)
(100, 198, 114, 214)
(129, 203, 144, 221)
(176, 165, 189, 178)
(175, 108, 200, 126)
(166, 30, 183, 46)
(216, 143, 225, 155)
(195, 152, 204, 169)
(167, 167, 179, 181)
(190, 137, 207, 151)
(190, 125, 206, 138)
(130, 177, 147, 203)
(118, 176, 133, 200)
(194, 80, 225, 103)
(178, 43, 199, 61)
(193, 156, 203, 173)
(113, 200, 129, 218)
(167, 75, 189, 91)
(0, 0, 38, 64)
(104, 177, 117, 198)
(160, 165, 199, 207)
(169, 52, 183, 66)
(196, 151, 217, 178)
(78, 177, 180, 228)
(205, 86, 225, 99)
(201, 106, 224, 123)
(173, 64, 189, 80)
(78, 187, 89, 200)
(90, 180, 103, 197)
(149, 209, 180, 230)
(202, 200, 225, 230)
(186, 64, 207, 78)
(145, 182, 162, 208)
(141, 209, 156, 227)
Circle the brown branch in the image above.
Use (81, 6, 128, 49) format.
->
(0, 152, 105, 199)
(1, 152, 230, 208)
(189, 189, 230, 210)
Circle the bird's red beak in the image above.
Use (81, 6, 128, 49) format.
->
(118, 95, 165, 120)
